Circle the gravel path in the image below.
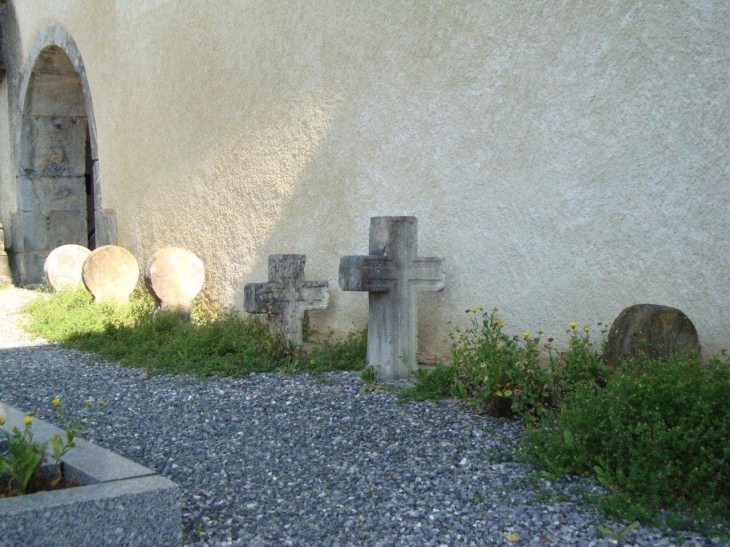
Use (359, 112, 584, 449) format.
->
(0, 286, 726, 546)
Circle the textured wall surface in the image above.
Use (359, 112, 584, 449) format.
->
(2, 1, 729, 360)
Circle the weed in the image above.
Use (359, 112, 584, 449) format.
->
(596, 521, 639, 545)
(399, 364, 456, 402)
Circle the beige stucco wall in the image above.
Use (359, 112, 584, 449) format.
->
(2, 1, 729, 360)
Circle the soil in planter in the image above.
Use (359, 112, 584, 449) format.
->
(0, 465, 80, 498)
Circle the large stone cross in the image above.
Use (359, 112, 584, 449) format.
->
(244, 254, 329, 345)
(339, 217, 445, 379)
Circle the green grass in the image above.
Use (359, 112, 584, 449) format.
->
(21, 288, 365, 377)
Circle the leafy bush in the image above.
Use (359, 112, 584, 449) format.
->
(523, 355, 730, 529)
(450, 308, 606, 422)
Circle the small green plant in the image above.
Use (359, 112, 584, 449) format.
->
(359, 366, 383, 392)
(596, 521, 639, 545)
(0, 398, 97, 496)
(399, 364, 456, 401)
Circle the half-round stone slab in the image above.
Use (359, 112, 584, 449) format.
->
(605, 303, 701, 369)
(44, 245, 91, 291)
(147, 247, 205, 311)
(82, 245, 139, 303)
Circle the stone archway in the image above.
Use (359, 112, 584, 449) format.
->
(12, 25, 116, 285)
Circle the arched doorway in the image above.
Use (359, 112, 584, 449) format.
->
(12, 25, 115, 285)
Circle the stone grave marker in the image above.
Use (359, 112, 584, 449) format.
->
(339, 216, 445, 380)
(43, 244, 91, 291)
(605, 303, 701, 369)
(82, 245, 139, 303)
(0, 223, 12, 285)
(147, 247, 205, 319)
(244, 254, 329, 345)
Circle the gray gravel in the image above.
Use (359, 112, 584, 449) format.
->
(0, 287, 727, 546)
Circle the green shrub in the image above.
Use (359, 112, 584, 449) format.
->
(523, 355, 730, 529)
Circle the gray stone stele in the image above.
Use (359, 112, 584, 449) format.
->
(43, 244, 91, 291)
(81, 245, 139, 303)
(0, 402, 181, 547)
(339, 216, 445, 380)
(0, 223, 12, 285)
(244, 254, 329, 345)
(605, 303, 702, 369)
(147, 246, 205, 319)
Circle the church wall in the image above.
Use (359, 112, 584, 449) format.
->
(3, 1, 730, 360)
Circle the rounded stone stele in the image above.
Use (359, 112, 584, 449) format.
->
(605, 303, 701, 369)
(147, 247, 205, 311)
(82, 245, 139, 303)
(43, 245, 91, 291)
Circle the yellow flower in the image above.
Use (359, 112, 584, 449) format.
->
(495, 316, 503, 325)
(584, 326, 590, 333)
(568, 338, 574, 345)
(569, 322, 577, 329)
(23, 416, 32, 425)
(0, 415, 5, 425)
(478, 306, 484, 311)
(51, 397, 61, 406)
(523, 332, 530, 339)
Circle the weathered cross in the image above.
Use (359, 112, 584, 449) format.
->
(244, 254, 329, 345)
(339, 216, 445, 379)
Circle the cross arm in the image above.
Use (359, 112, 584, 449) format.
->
(339, 255, 393, 292)
(243, 282, 278, 314)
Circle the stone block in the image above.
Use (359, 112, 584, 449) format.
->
(147, 247, 205, 319)
(605, 303, 701, 369)
(0, 402, 181, 547)
(11, 211, 49, 252)
(29, 116, 87, 176)
(20, 176, 86, 212)
(339, 217, 444, 380)
(82, 245, 139, 303)
(18, 177, 37, 211)
(95, 209, 118, 247)
(22, 252, 51, 286)
(49, 209, 87, 248)
(0, 223, 12, 285)
(244, 254, 329, 345)
(44, 244, 91, 291)
(27, 72, 86, 117)
(92, 160, 102, 209)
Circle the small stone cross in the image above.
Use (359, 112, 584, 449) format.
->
(244, 254, 329, 345)
(339, 217, 445, 379)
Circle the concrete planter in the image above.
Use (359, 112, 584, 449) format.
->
(0, 402, 181, 547)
